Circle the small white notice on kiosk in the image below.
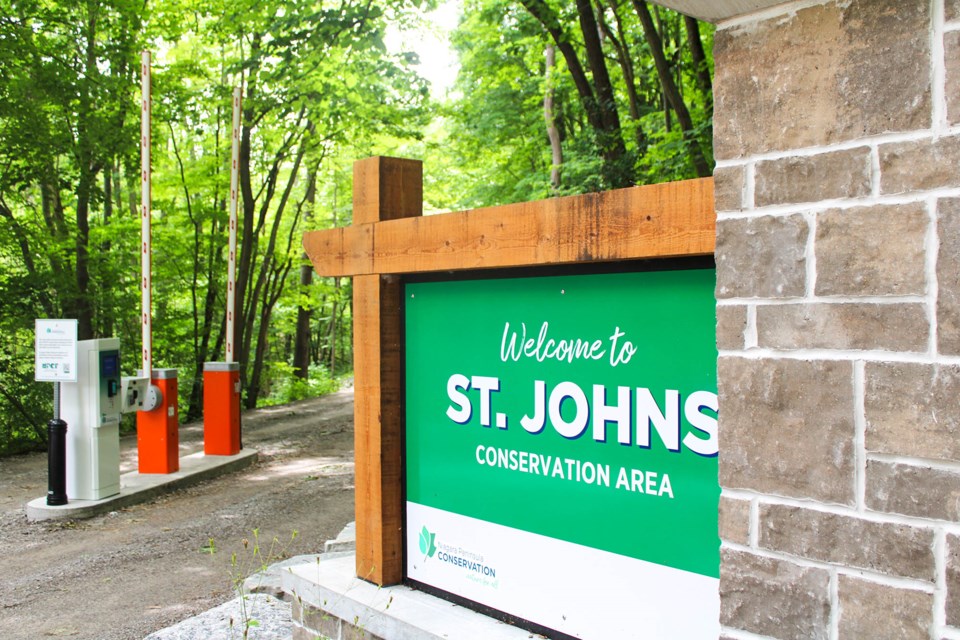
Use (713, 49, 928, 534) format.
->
(35, 319, 78, 382)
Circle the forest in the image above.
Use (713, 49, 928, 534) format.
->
(0, 0, 714, 455)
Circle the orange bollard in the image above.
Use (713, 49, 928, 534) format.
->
(136, 369, 179, 473)
(203, 362, 241, 456)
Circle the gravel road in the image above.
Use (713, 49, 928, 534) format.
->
(0, 389, 356, 640)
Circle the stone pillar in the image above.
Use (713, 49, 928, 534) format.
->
(713, 0, 960, 638)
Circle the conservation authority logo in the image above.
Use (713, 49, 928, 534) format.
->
(418, 526, 438, 561)
(414, 525, 499, 587)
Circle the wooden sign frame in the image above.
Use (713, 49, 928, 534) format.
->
(303, 156, 715, 585)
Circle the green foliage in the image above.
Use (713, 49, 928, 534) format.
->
(0, 0, 714, 455)
(637, 112, 714, 183)
(422, 0, 560, 207)
(0, 0, 426, 453)
(430, 0, 715, 206)
(259, 364, 346, 407)
(0, 326, 50, 456)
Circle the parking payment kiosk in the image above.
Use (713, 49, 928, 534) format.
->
(62, 338, 122, 501)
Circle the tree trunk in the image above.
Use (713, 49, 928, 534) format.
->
(518, 0, 605, 145)
(293, 170, 318, 380)
(73, 7, 99, 341)
(186, 207, 225, 420)
(574, 0, 629, 187)
(74, 174, 95, 340)
(237, 118, 301, 385)
(245, 249, 296, 408)
(235, 36, 261, 391)
(112, 161, 124, 219)
(100, 166, 114, 337)
(40, 172, 69, 290)
(328, 279, 341, 373)
(520, 0, 631, 188)
(598, 0, 647, 151)
(632, 0, 711, 177)
(684, 10, 713, 149)
(543, 45, 562, 192)
(243, 126, 308, 408)
(684, 15, 713, 110)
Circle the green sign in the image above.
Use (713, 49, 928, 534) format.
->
(405, 267, 719, 639)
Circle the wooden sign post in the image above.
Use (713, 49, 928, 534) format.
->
(351, 157, 422, 585)
(303, 157, 715, 587)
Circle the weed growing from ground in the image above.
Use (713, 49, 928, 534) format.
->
(204, 528, 299, 639)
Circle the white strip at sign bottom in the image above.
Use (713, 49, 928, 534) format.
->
(405, 502, 720, 639)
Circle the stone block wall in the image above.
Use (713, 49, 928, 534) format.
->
(713, 0, 960, 638)
(291, 597, 385, 640)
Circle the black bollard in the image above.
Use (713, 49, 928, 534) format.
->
(47, 418, 68, 505)
(47, 380, 68, 506)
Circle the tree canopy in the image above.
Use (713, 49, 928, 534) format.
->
(0, 0, 713, 455)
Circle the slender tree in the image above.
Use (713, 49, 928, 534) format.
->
(544, 44, 563, 191)
(632, 0, 711, 176)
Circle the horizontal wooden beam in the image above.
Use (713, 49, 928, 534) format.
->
(304, 177, 715, 277)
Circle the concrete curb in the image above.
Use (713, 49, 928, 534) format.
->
(283, 554, 537, 640)
(26, 448, 258, 521)
(279, 523, 534, 640)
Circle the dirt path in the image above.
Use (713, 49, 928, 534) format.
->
(0, 389, 356, 640)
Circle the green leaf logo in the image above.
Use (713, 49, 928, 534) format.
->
(418, 526, 437, 560)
